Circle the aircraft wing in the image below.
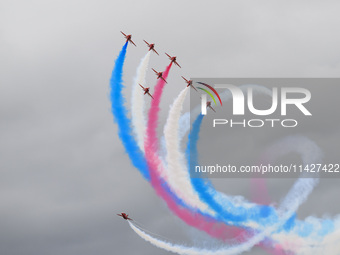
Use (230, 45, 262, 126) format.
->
(209, 106, 216, 113)
(191, 85, 198, 92)
(161, 77, 168, 83)
(181, 76, 188, 83)
(120, 31, 126, 37)
(148, 93, 154, 99)
(153, 49, 159, 55)
(130, 40, 137, 47)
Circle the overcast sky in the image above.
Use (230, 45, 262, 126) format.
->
(1, 1, 340, 254)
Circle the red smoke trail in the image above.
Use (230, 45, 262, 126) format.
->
(142, 65, 290, 254)
(145, 63, 172, 173)
(144, 63, 247, 241)
(142, 66, 289, 254)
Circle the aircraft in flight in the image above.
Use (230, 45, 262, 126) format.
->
(181, 76, 197, 92)
(152, 68, 167, 83)
(120, 31, 136, 46)
(165, 53, 181, 68)
(143, 40, 159, 55)
(139, 84, 154, 99)
(207, 101, 216, 113)
(117, 213, 132, 221)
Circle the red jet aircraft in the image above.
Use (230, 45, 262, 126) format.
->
(152, 68, 167, 83)
(165, 53, 181, 68)
(117, 213, 132, 221)
(181, 76, 197, 92)
(139, 84, 154, 99)
(120, 31, 136, 46)
(207, 101, 216, 113)
(143, 40, 159, 55)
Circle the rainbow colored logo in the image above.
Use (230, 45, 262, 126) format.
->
(197, 82, 222, 115)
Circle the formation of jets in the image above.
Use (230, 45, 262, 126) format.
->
(120, 31, 215, 113)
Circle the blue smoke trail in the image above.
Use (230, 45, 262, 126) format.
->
(110, 44, 338, 253)
(109, 42, 150, 180)
(186, 114, 277, 226)
(186, 114, 337, 240)
(109, 43, 189, 207)
(109, 43, 229, 220)
(110, 44, 336, 252)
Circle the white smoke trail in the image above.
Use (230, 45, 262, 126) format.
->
(120, 46, 340, 253)
(260, 135, 321, 214)
(128, 172, 321, 255)
(259, 135, 335, 252)
(173, 85, 276, 213)
(129, 194, 308, 255)
(161, 84, 312, 226)
(160, 111, 189, 161)
(130, 82, 335, 253)
(175, 84, 320, 213)
(131, 51, 151, 152)
(275, 218, 340, 255)
(160, 85, 327, 252)
(297, 217, 340, 255)
(163, 87, 212, 213)
(129, 85, 323, 254)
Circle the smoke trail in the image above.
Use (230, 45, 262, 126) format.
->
(186, 110, 332, 253)
(188, 114, 277, 227)
(110, 50, 188, 206)
(131, 51, 151, 152)
(111, 44, 340, 253)
(144, 64, 249, 240)
(128, 167, 322, 255)
(250, 178, 271, 205)
(296, 218, 340, 255)
(117, 56, 261, 242)
(162, 87, 292, 253)
(252, 136, 339, 254)
(185, 85, 319, 227)
(112, 53, 263, 242)
(184, 85, 326, 253)
(187, 112, 323, 230)
(164, 87, 211, 213)
(186, 86, 278, 227)
(260, 137, 332, 235)
(145, 63, 172, 177)
(109, 42, 150, 180)
(186, 115, 285, 255)
(128, 207, 300, 255)
(110, 45, 256, 247)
